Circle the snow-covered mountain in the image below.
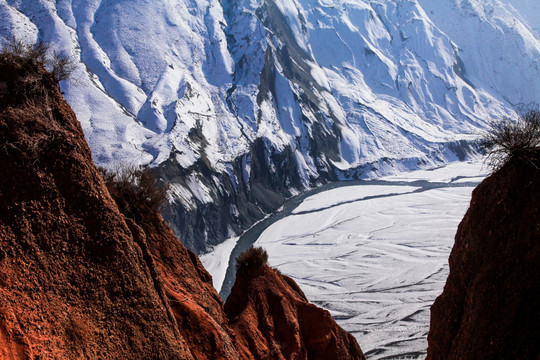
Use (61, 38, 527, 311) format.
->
(1, 0, 539, 251)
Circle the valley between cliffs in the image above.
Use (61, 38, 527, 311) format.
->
(0, 51, 364, 359)
(1, 36, 539, 360)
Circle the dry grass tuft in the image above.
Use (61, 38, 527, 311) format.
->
(1, 39, 76, 83)
(98, 166, 168, 223)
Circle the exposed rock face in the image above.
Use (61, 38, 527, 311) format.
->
(127, 214, 243, 360)
(426, 157, 540, 359)
(225, 265, 365, 360)
(0, 53, 363, 359)
(157, 140, 304, 253)
(0, 50, 201, 359)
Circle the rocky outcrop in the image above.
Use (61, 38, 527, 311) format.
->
(0, 52, 363, 359)
(127, 212, 243, 360)
(0, 48, 210, 359)
(157, 140, 305, 254)
(225, 262, 365, 360)
(426, 157, 540, 359)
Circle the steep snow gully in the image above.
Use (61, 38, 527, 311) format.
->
(1, 0, 539, 251)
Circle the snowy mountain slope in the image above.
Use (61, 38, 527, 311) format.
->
(1, 0, 538, 251)
(418, 0, 540, 106)
(499, 0, 540, 39)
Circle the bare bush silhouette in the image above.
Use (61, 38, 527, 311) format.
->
(99, 166, 168, 222)
(1, 38, 76, 83)
(480, 109, 540, 170)
(0, 42, 72, 167)
(236, 247, 269, 277)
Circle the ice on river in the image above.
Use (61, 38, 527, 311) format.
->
(254, 161, 487, 359)
(199, 236, 239, 292)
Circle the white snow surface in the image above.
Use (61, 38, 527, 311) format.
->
(380, 159, 490, 182)
(0, 1, 538, 210)
(292, 185, 419, 214)
(490, 0, 540, 40)
(252, 160, 487, 359)
(199, 236, 239, 293)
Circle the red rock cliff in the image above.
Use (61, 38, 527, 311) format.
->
(0, 48, 226, 359)
(0, 52, 363, 359)
(426, 157, 540, 359)
(225, 250, 365, 360)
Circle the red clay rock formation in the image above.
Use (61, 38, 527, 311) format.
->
(225, 260, 365, 360)
(0, 52, 363, 359)
(426, 157, 540, 359)
(0, 49, 196, 359)
(124, 213, 243, 360)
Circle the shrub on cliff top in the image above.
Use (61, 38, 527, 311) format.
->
(0, 39, 76, 107)
(481, 109, 540, 170)
(236, 247, 268, 277)
(99, 166, 168, 222)
(1, 39, 76, 83)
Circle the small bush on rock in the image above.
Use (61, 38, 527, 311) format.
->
(236, 247, 268, 277)
(1, 39, 76, 83)
(0, 39, 76, 106)
(481, 109, 540, 170)
(99, 165, 168, 222)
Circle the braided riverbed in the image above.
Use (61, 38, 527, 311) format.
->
(201, 161, 487, 359)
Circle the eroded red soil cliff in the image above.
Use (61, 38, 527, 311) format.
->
(0, 48, 199, 359)
(426, 157, 540, 359)
(225, 263, 365, 360)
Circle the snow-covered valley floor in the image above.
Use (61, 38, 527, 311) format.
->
(201, 160, 488, 359)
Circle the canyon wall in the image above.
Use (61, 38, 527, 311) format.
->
(427, 156, 540, 359)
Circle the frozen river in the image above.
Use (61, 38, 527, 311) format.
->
(200, 161, 487, 359)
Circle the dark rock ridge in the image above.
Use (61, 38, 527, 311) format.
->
(159, 137, 307, 253)
(0, 53, 363, 358)
(426, 156, 540, 359)
(159, 137, 476, 253)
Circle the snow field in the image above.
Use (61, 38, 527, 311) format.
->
(253, 161, 487, 359)
(199, 236, 239, 292)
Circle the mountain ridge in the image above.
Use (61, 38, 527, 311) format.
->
(1, 0, 538, 251)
